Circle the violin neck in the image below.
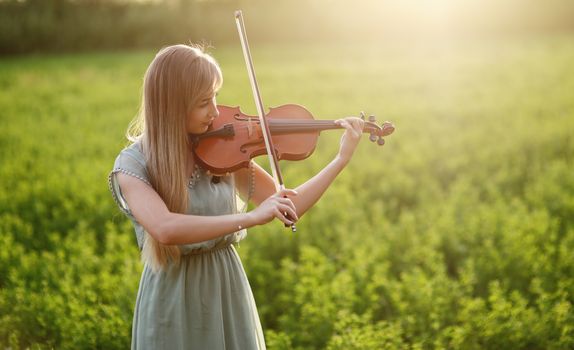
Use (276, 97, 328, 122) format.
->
(269, 119, 338, 133)
(269, 119, 376, 134)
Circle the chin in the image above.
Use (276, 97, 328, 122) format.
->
(189, 125, 209, 135)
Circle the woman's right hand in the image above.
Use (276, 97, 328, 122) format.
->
(249, 188, 299, 226)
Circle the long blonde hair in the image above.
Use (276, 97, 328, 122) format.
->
(126, 44, 223, 272)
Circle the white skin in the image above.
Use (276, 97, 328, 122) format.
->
(117, 88, 369, 245)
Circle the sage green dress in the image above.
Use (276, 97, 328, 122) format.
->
(108, 140, 266, 350)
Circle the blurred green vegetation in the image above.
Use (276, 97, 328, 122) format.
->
(0, 32, 573, 348)
(2, 0, 574, 55)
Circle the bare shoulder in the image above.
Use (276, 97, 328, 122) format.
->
(116, 172, 161, 207)
(116, 171, 150, 190)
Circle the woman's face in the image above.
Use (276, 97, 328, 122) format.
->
(187, 91, 219, 134)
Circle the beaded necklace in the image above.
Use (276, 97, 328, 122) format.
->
(187, 163, 201, 189)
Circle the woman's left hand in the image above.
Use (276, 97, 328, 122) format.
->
(334, 117, 365, 164)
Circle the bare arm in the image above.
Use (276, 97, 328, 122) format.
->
(116, 172, 298, 245)
(235, 116, 365, 218)
(236, 157, 347, 218)
(116, 173, 257, 245)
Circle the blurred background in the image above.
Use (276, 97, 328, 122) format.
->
(1, 0, 574, 349)
(2, 0, 574, 54)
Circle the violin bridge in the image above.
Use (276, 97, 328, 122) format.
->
(234, 114, 255, 137)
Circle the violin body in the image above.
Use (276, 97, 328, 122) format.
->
(193, 104, 319, 174)
(191, 104, 395, 175)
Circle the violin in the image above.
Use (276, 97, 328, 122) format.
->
(191, 10, 395, 232)
(191, 104, 395, 175)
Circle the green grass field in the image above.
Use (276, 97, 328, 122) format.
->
(1, 35, 573, 349)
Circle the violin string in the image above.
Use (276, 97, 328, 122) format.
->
(268, 120, 379, 131)
(228, 119, 380, 134)
(267, 119, 379, 129)
(234, 124, 376, 133)
(269, 120, 335, 125)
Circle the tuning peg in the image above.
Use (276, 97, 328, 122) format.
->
(369, 133, 378, 142)
(368, 115, 376, 122)
(360, 111, 365, 120)
(377, 136, 385, 146)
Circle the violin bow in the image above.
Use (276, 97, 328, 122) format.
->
(234, 10, 297, 232)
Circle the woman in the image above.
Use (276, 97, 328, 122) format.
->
(108, 44, 365, 349)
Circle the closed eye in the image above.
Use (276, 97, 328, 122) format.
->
(199, 92, 218, 107)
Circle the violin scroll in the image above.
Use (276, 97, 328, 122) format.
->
(359, 111, 395, 147)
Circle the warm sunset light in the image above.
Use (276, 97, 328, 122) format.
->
(1, 0, 573, 349)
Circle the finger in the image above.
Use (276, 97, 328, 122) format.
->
(350, 117, 364, 132)
(277, 198, 298, 217)
(338, 119, 350, 127)
(345, 119, 361, 138)
(339, 120, 353, 131)
(336, 117, 354, 123)
(278, 204, 299, 222)
(277, 196, 295, 207)
(274, 208, 294, 225)
(345, 117, 359, 128)
(341, 120, 361, 139)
